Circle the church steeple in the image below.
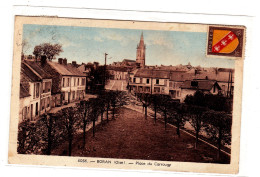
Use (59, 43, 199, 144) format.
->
(136, 32, 146, 68)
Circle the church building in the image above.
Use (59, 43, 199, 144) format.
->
(136, 32, 146, 68)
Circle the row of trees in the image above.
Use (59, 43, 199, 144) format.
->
(18, 90, 126, 156)
(136, 91, 232, 160)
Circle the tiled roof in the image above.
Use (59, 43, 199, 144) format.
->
(66, 64, 86, 76)
(195, 71, 234, 82)
(21, 62, 41, 82)
(24, 61, 52, 79)
(47, 61, 85, 76)
(180, 80, 221, 91)
(169, 71, 194, 82)
(135, 69, 170, 79)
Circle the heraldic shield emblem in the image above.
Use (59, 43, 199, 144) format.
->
(207, 26, 245, 58)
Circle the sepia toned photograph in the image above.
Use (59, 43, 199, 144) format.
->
(9, 16, 245, 174)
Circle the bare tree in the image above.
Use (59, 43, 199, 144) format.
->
(157, 95, 172, 130)
(59, 107, 79, 156)
(78, 100, 91, 148)
(136, 93, 151, 119)
(150, 94, 160, 123)
(188, 105, 207, 149)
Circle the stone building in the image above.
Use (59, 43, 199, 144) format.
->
(136, 32, 146, 68)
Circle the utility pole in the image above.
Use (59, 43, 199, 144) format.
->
(104, 53, 108, 88)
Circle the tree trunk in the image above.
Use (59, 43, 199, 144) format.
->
(217, 127, 222, 160)
(177, 124, 180, 137)
(195, 130, 199, 149)
(101, 111, 103, 124)
(112, 106, 115, 119)
(164, 111, 167, 130)
(106, 107, 109, 123)
(93, 119, 95, 137)
(145, 105, 147, 119)
(83, 122, 86, 148)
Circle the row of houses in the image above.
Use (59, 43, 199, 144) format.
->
(128, 68, 234, 102)
(19, 57, 86, 122)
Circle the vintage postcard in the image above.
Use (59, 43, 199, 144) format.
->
(9, 16, 245, 174)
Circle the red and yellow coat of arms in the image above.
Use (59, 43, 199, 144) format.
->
(207, 26, 244, 57)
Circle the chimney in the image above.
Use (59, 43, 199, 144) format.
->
(58, 58, 63, 64)
(41, 55, 47, 66)
(72, 61, 77, 67)
(63, 58, 67, 65)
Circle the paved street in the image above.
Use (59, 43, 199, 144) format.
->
(105, 79, 127, 91)
(52, 105, 230, 163)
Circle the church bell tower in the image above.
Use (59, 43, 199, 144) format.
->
(136, 32, 146, 68)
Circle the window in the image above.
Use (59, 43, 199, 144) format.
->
(35, 83, 40, 98)
(191, 81, 198, 87)
(47, 97, 50, 108)
(43, 82, 46, 93)
(156, 79, 159, 85)
(82, 78, 85, 86)
(146, 79, 149, 84)
(140, 78, 143, 84)
(63, 78, 65, 87)
(78, 78, 80, 86)
(164, 80, 167, 86)
(35, 102, 38, 116)
(169, 81, 173, 88)
(74, 78, 76, 86)
(67, 78, 70, 87)
(47, 82, 51, 92)
(33, 84, 36, 99)
(133, 78, 136, 83)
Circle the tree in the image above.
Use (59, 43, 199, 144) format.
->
(104, 91, 111, 123)
(33, 43, 63, 61)
(168, 103, 187, 137)
(188, 105, 207, 149)
(157, 94, 173, 130)
(150, 94, 160, 123)
(59, 107, 79, 156)
(203, 110, 232, 160)
(136, 93, 151, 119)
(78, 100, 91, 148)
(17, 120, 39, 154)
(89, 98, 100, 137)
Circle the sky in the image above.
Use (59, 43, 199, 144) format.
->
(22, 24, 235, 68)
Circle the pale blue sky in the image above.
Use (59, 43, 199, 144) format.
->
(23, 24, 235, 68)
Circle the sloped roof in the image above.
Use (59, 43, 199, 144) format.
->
(21, 62, 41, 82)
(24, 61, 52, 79)
(47, 61, 85, 76)
(122, 59, 136, 63)
(135, 69, 170, 79)
(169, 71, 194, 82)
(180, 80, 221, 91)
(20, 84, 30, 98)
(66, 64, 86, 76)
(195, 71, 234, 82)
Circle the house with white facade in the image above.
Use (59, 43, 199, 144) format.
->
(180, 80, 222, 102)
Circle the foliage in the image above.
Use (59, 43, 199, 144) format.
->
(203, 110, 232, 159)
(184, 90, 232, 112)
(33, 43, 63, 61)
